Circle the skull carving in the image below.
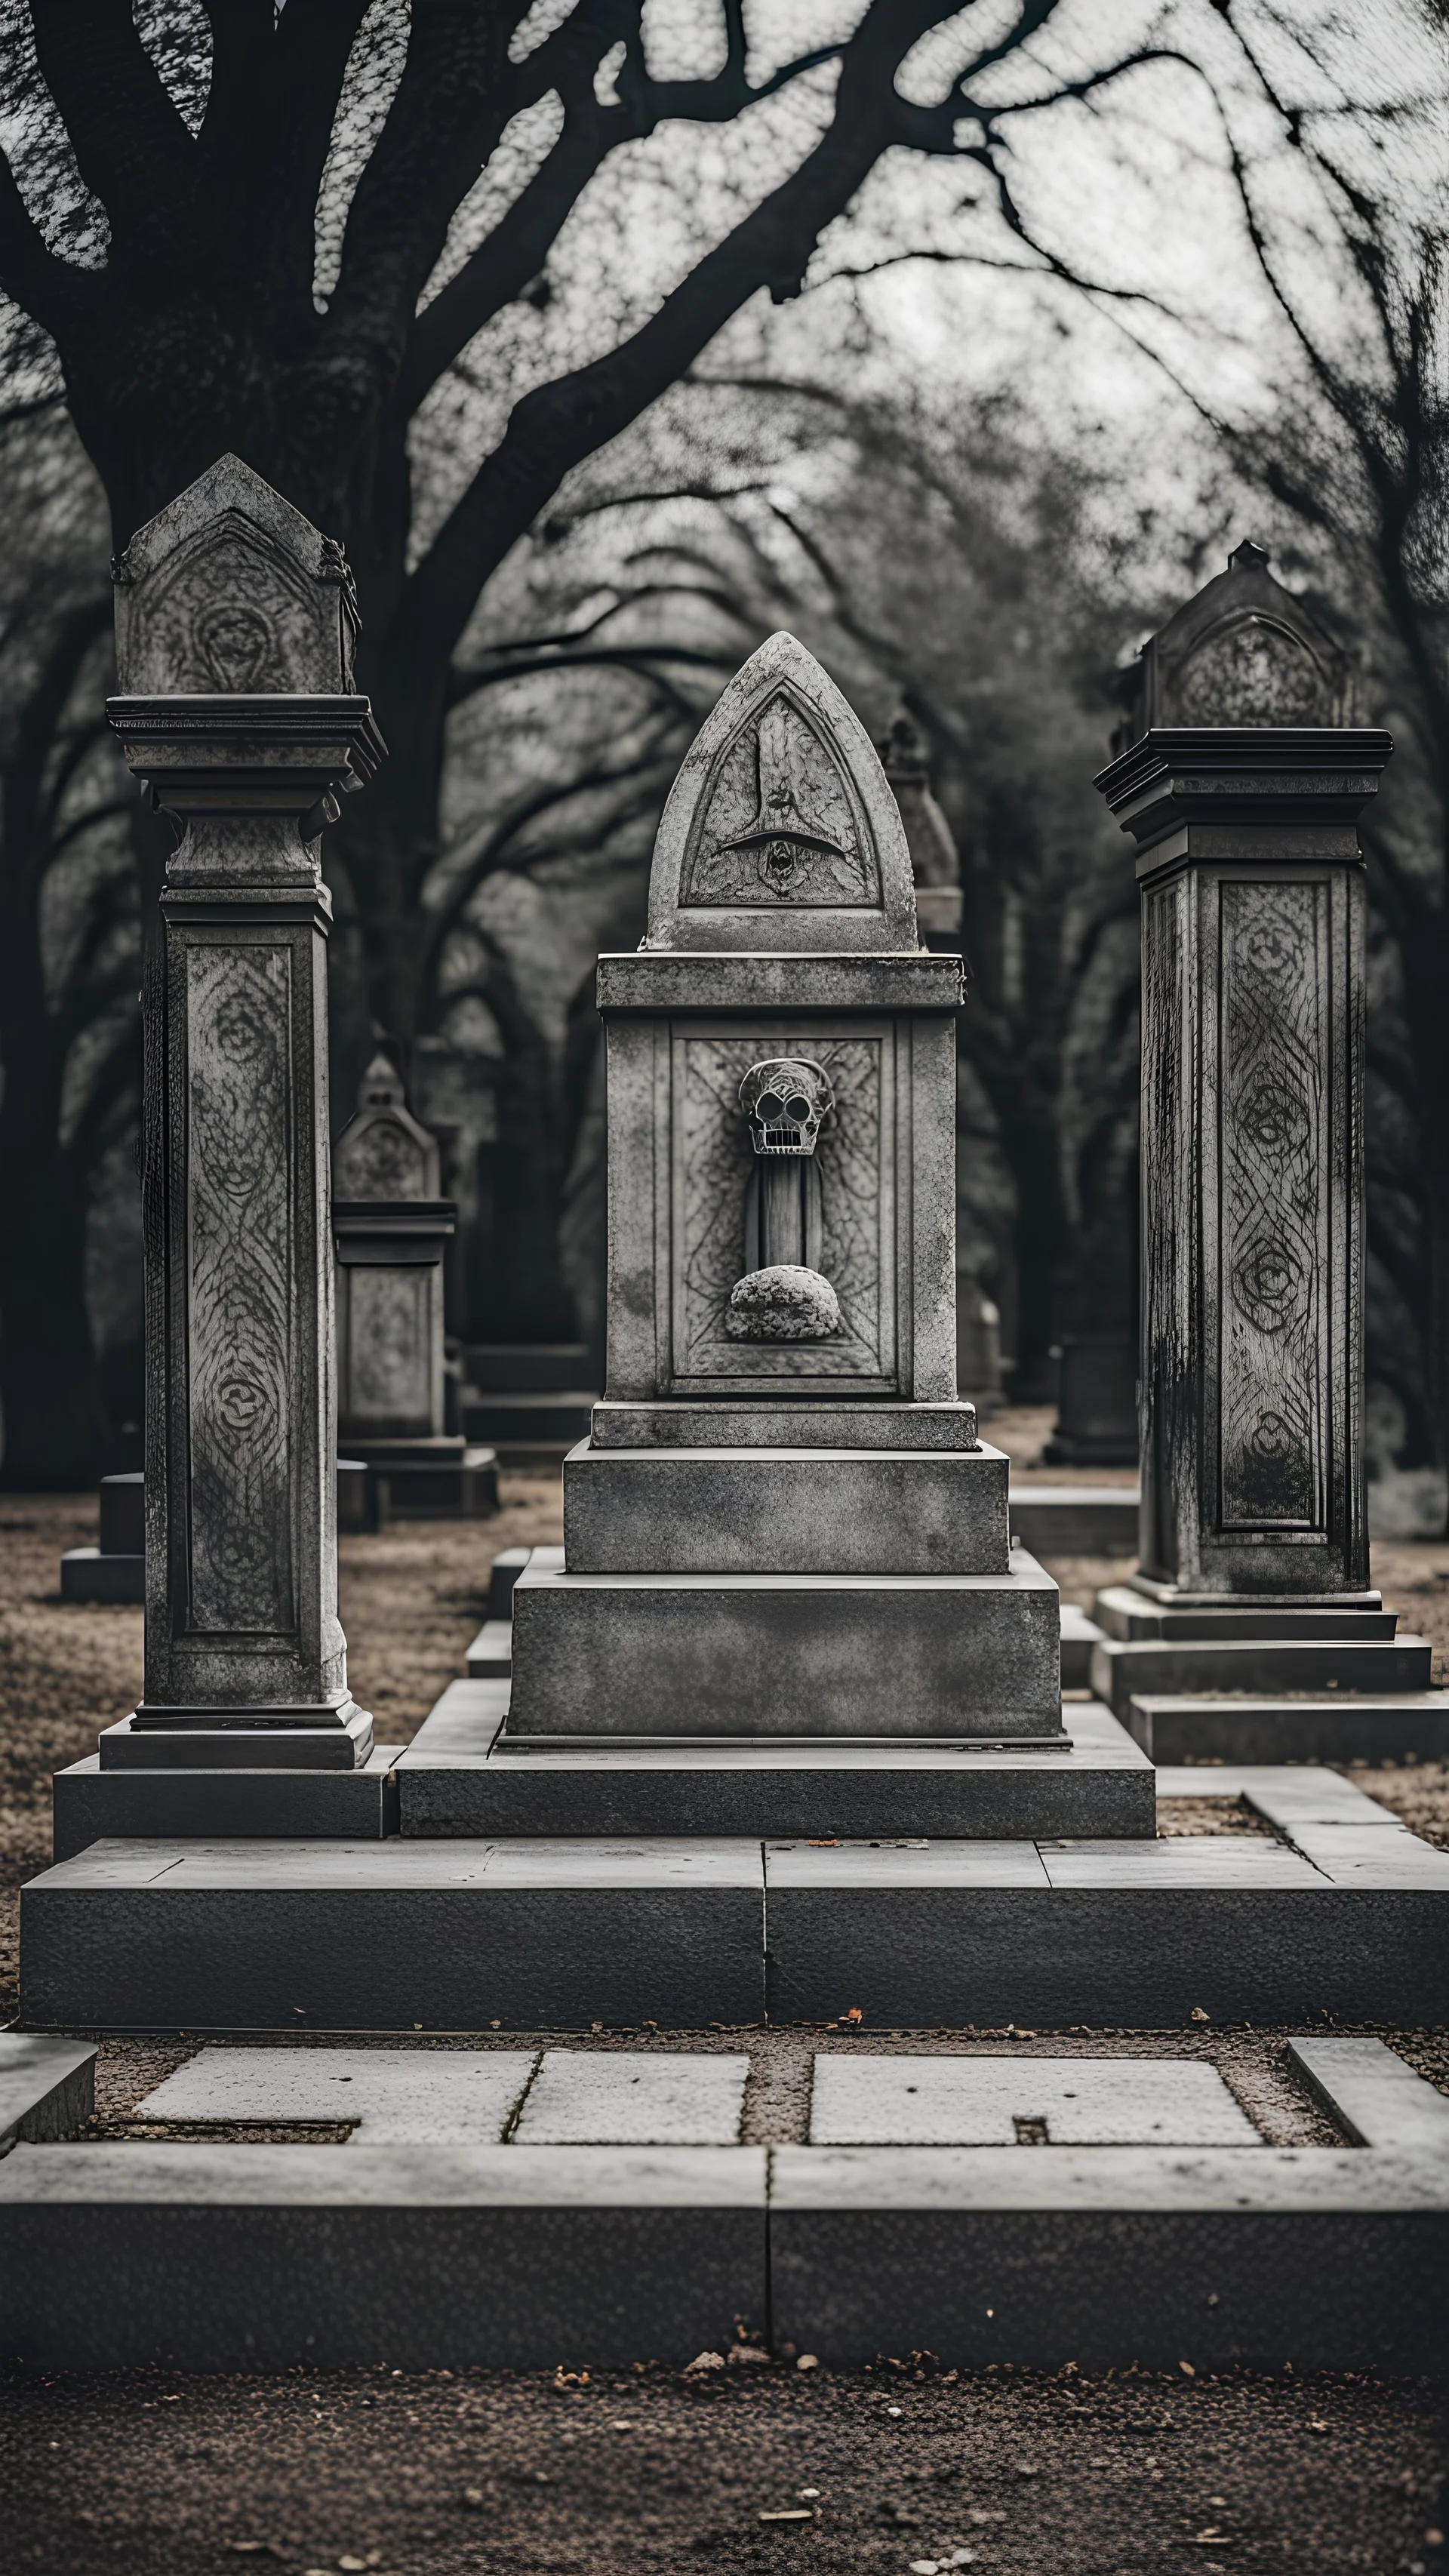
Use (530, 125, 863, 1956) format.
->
(738, 1057, 834, 1156)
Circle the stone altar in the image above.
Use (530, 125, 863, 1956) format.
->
(504, 633, 1063, 1749)
(102, 456, 383, 1770)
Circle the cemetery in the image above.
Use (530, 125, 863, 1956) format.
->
(0, 5, 1446, 2570)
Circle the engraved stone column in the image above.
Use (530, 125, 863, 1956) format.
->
(103, 456, 384, 1768)
(1097, 543, 1392, 1603)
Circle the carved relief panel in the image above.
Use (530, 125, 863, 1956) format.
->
(340, 1268, 435, 1436)
(1217, 880, 1327, 1531)
(665, 1020, 897, 1391)
(185, 945, 296, 1635)
(644, 631, 918, 952)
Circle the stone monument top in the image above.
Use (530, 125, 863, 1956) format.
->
(1118, 537, 1354, 741)
(334, 1052, 441, 1202)
(112, 451, 360, 697)
(643, 631, 919, 953)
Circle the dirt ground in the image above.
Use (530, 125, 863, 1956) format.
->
(2, 2361, 1446, 2574)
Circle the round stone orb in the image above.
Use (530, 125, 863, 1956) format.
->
(724, 1263, 841, 1342)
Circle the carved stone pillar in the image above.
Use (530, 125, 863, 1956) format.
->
(1097, 544, 1392, 1602)
(103, 456, 384, 1767)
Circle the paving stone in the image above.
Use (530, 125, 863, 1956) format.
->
(0, 2035, 97, 2149)
(768, 2144, 1449, 2371)
(22, 1837, 766, 2032)
(808, 2054, 1261, 2147)
(135, 2047, 537, 2141)
(1035, 1839, 1323, 1888)
(0, 2144, 768, 2371)
(515, 2051, 749, 2145)
(396, 1684, 1151, 1842)
(1287, 2037, 1449, 2151)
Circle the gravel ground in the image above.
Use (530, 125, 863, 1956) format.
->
(3, 1472, 1447, 2562)
(2, 2359, 1445, 2574)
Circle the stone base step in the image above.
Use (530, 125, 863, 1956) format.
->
(471, 1579, 1106, 1692)
(400, 1687, 1154, 1842)
(1128, 1692, 1449, 1765)
(509, 1547, 1063, 1740)
(2, 2036, 1444, 2372)
(463, 1392, 597, 1445)
(20, 1795, 1449, 2033)
(561, 1438, 1011, 1577)
(52, 1747, 402, 1864)
(58, 1549, 144, 1605)
(1009, 1489, 1138, 1556)
(1094, 1584, 1396, 1642)
(1091, 1632, 1435, 1719)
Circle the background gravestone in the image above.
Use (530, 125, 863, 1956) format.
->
(331, 1053, 496, 1519)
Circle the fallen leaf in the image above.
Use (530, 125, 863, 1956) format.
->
(795, 2353, 819, 2371)
(685, 2350, 725, 2373)
(1180, 2359, 1197, 2377)
(1191, 2006, 1210, 2022)
(1190, 2534, 1234, 2549)
(729, 2345, 771, 2365)
(611, 2421, 635, 2431)
(339, 2560, 369, 2572)
(843, 2007, 863, 2024)
(462, 2490, 484, 2508)
(759, 2508, 813, 2523)
(807, 1839, 838, 1848)
(1308, 2419, 1329, 2434)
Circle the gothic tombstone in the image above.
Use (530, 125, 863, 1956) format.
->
(333, 1052, 451, 1442)
(878, 716, 963, 943)
(1097, 540, 1391, 1600)
(103, 456, 384, 1767)
(503, 632, 1063, 1749)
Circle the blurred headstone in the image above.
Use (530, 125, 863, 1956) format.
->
(332, 1052, 497, 1518)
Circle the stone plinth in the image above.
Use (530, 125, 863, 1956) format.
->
(507, 1548, 1062, 1742)
(106, 456, 383, 1768)
(562, 1438, 1009, 1574)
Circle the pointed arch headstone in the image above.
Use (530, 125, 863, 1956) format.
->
(644, 632, 919, 952)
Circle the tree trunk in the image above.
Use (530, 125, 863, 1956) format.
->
(0, 761, 105, 1488)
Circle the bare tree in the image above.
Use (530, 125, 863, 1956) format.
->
(0, 0, 1174, 1055)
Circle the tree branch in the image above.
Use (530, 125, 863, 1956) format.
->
(30, 0, 196, 246)
(0, 144, 97, 337)
(389, 0, 971, 691)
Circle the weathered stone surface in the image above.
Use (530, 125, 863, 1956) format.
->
(0, 2034, 95, 2149)
(1100, 546, 1391, 1602)
(396, 1687, 1153, 1842)
(52, 1748, 400, 1860)
(724, 1263, 841, 1342)
(0, 2144, 768, 2371)
(808, 2054, 1260, 2147)
(107, 457, 382, 1764)
(515, 2051, 749, 2146)
(112, 452, 358, 697)
(506, 1549, 1062, 1740)
(643, 631, 918, 953)
(561, 1442, 1009, 1575)
(590, 1398, 980, 1451)
(136, 2047, 536, 2141)
(1129, 1693, 1449, 1765)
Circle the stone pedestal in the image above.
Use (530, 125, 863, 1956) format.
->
(106, 456, 383, 1768)
(1089, 542, 1447, 1755)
